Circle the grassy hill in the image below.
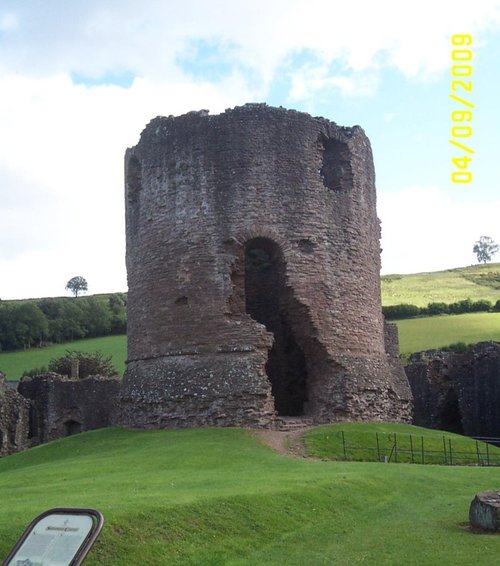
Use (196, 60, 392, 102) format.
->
(304, 422, 500, 465)
(380, 263, 500, 353)
(1, 425, 499, 565)
(381, 262, 500, 307)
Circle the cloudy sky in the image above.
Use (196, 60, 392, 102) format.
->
(1, 0, 500, 299)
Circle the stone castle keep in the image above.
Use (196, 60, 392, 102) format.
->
(3, 104, 500, 456)
(119, 103, 412, 428)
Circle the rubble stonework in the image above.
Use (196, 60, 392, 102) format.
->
(0, 373, 29, 456)
(405, 341, 500, 437)
(18, 373, 121, 444)
(119, 103, 412, 428)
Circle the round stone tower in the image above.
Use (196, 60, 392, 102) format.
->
(119, 103, 412, 428)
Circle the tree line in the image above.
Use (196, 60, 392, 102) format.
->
(0, 293, 127, 351)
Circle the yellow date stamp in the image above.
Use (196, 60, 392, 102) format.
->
(450, 34, 474, 184)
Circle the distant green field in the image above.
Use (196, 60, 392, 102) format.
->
(1, 426, 499, 565)
(381, 262, 500, 307)
(0, 335, 126, 380)
(394, 312, 500, 354)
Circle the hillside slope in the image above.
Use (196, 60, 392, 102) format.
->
(381, 262, 500, 307)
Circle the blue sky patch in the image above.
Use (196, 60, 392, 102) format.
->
(177, 38, 239, 81)
(71, 70, 136, 88)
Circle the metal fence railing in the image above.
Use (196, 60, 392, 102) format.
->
(332, 431, 500, 466)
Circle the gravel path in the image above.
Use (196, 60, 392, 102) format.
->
(253, 428, 309, 458)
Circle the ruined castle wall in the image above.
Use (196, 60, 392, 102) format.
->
(120, 104, 412, 427)
(405, 342, 500, 437)
(0, 374, 29, 456)
(18, 374, 120, 443)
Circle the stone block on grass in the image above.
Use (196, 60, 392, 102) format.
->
(469, 490, 500, 532)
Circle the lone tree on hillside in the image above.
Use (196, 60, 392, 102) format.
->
(473, 236, 499, 264)
(65, 276, 88, 297)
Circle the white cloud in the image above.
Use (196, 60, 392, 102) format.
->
(288, 64, 379, 102)
(0, 70, 258, 299)
(2, 1, 500, 84)
(379, 186, 500, 274)
(1, 0, 500, 299)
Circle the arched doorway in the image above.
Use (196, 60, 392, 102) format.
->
(439, 388, 464, 434)
(244, 238, 308, 416)
(64, 419, 82, 436)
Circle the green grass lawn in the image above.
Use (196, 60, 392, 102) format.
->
(0, 335, 126, 380)
(394, 312, 500, 354)
(381, 262, 500, 307)
(0, 426, 499, 565)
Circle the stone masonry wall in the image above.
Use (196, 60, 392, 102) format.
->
(18, 373, 120, 444)
(120, 103, 412, 428)
(0, 373, 29, 456)
(405, 342, 500, 437)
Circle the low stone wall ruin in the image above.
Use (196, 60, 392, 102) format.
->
(18, 373, 121, 444)
(405, 341, 500, 437)
(0, 372, 120, 456)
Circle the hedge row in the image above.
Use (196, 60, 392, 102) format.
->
(383, 298, 500, 320)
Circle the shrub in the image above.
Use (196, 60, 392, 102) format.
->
(470, 299, 492, 312)
(22, 366, 48, 378)
(448, 299, 474, 314)
(381, 275, 402, 283)
(424, 302, 449, 316)
(441, 342, 470, 353)
(382, 304, 420, 320)
(48, 350, 117, 378)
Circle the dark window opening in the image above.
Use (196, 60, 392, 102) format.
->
(28, 405, 38, 439)
(439, 388, 464, 434)
(244, 237, 308, 416)
(320, 136, 352, 192)
(64, 419, 82, 436)
(298, 239, 315, 254)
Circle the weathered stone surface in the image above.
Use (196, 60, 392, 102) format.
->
(18, 373, 120, 443)
(405, 341, 500, 437)
(120, 103, 413, 428)
(469, 490, 500, 531)
(0, 372, 29, 456)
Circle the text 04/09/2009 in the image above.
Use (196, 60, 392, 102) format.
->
(450, 33, 474, 185)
